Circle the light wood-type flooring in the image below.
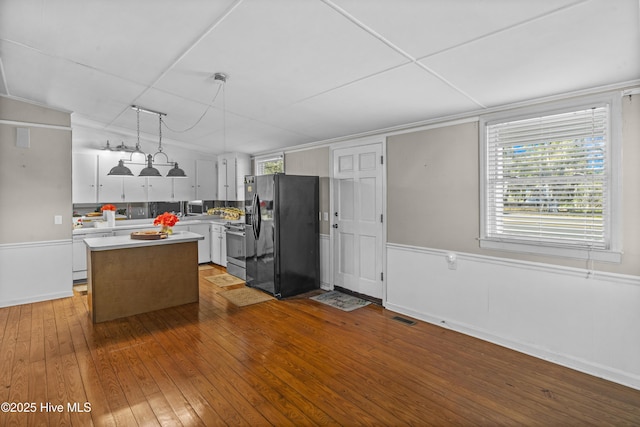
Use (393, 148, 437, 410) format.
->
(1, 265, 639, 426)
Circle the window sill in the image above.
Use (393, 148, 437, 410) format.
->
(479, 239, 622, 263)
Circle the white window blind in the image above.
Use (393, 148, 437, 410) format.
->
(255, 154, 284, 175)
(484, 106, 609, 250)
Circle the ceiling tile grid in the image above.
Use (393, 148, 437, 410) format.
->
(0, 0, 637, 155)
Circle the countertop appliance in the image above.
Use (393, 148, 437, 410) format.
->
(225, 222, 246, 280)
(245, 174, 319, 298)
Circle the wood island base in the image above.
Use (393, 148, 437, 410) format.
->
(87, 240, 199, 323)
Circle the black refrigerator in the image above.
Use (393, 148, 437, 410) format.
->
(244, 174, 319, 299)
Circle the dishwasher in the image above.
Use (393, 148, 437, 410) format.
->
(225, 223, 246, 280)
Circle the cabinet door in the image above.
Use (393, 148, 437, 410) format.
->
(98, 176, 124, 202)
(211, 225, 223, 265)
(235, 154, 250, 202)
(196, 159, 217, 200)
(189, 223, 211, 264)
(98, 153, 124, 202)
(122, 177, 147, 202)
(173, 176, 195, 201)
(217, 155, 235, 201)
(173, 160, 196, 201)
(72, 153, 98, 203)
(146, 178, 173, 202)
(217, 153, 250, 201)
(220, 228, 227, 267)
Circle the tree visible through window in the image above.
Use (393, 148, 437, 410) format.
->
(482, 105, 612, 253)
(255, 154, 284, 175)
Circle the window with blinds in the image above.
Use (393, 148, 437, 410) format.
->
(255, 154, 284, 175)
(483, 105, 611, 252)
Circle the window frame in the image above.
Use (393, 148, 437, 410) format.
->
(479, 92, 622, 262)
(254, 153, 284, 176)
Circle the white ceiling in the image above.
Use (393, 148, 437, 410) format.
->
(1, 0, 638, 155)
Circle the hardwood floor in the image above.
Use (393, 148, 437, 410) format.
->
(2, 265, 640, 426)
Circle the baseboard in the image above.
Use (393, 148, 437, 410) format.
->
(0, 291, 74, 309)
(385, 243, 640, 391)
(0, 239, 73, 308)
(385, 300, 640, 391)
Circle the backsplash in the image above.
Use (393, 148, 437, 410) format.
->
(73, 200, 243, 219)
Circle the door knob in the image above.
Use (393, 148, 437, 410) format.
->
(332, 224, 338, 229)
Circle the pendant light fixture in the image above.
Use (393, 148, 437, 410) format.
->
(108, 106, 186, 178)
(108, 159, 133, 176)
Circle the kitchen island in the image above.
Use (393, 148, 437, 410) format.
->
(84, 231, 204, 323)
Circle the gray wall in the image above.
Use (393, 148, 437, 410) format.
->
(285, 147, 330, 235)
(387, 95, 640, 276)
(0, 96, 72, 244)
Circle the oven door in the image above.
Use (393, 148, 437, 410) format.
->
(225, 226, 246, 270)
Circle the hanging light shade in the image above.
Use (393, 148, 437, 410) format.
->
(167, 163, 186, 177)
(139, 154, 161, 177)
(108, 159, 133, 176)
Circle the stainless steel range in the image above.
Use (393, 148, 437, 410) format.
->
(225, 222, 246, 280)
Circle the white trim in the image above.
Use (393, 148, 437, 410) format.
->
(479, 239, 622, 263)
(320, 234, 331, 290)
(386, 243, 640, 390)
(479, 90, 623, 261)
(0, 239, 72, 249)
(386, 243, 639, 285)
(0, 93, 73, 114)
(1, 291, 74, 309)
(330, 139, 386, 300)
(385, 299, 640, 391)
(0, 119, 72, 131)
(0, 240, 73, 308)
(252, 80, 640, 158)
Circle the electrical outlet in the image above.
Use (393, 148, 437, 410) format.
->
(54, 215, 63, 225)
(446, 253, 457, 270)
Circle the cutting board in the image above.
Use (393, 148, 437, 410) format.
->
(130, 231, 168, 240)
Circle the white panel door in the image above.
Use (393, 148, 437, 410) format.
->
(333, 143, 383, 298)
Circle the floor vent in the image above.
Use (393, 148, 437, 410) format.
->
(392, 316, 416, 326)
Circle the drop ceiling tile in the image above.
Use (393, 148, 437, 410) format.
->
(191, 117, 314, 155)
(262, 63, 481, 141)
(108, 89, 226, 148)
(330, 0, 579, 58)
(421, 0, 640, 108)
(154, 0, 410, 119)
(0, 40, 145, 121)
(0, 0, 238, 84)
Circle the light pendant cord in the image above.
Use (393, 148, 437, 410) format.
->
(161, 84, 223, 133)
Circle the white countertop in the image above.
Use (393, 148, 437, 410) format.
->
(84, 231, 204, 251)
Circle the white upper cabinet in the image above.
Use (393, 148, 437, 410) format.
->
(72, 153, 98, 203)
(217, 153, 250, 201)
(196, 159, 217, 200)
(98, 153, 127, 202)
(72, 149, 218, 203)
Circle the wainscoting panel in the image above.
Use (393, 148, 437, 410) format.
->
(385, 243, 640, 390)
(0, 240, 73, 307)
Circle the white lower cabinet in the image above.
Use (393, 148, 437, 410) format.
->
(72, 231, 113, 281)
(188, 223, 212, 264)
(211, 224, 227, 267)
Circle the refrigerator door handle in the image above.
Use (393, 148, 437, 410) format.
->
(252, 193, 258, 240)
(255, 194, 262, 238)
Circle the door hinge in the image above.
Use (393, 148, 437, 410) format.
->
(380, 214, 383, 223)
(380, 272, 384, 281)
(380, 155, 384, 165)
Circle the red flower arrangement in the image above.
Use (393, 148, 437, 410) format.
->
(154, 212, 179, 234)
(100, 204, 117, 212)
